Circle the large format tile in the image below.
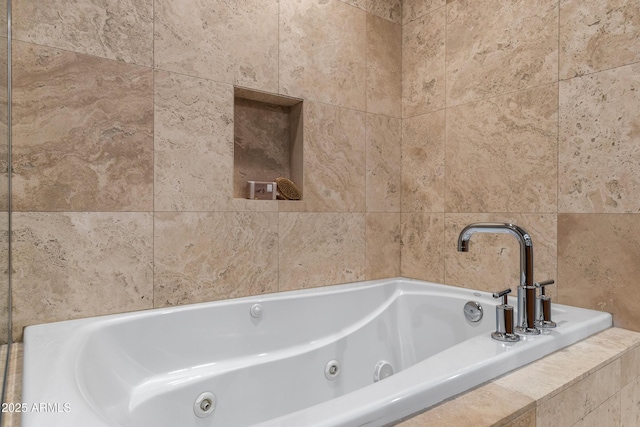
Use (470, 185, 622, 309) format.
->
(278, 213, 365, 291)
(154, 0, 278, 92)
(12, 212, 153, 340)
(280, 0, 366, 111)
(13, 0, 153, 66)
(154, 70, 234, 211)
(368, 0, 402, 24)
(558, 214, 640, 331)
(366, 114, 401, 213)
(560, 0, 640, 79)
(402, 0, 445, 25)
(400, 213, 444, 282)
(154, 212, 279, 307)
(11, 42, 153, 212)
(401, 109, 445, 213)
(446, 0, 558, 106)
(402, 7, 445, 117)
(559, 63, 640, 213)
(445, 84, 558, 213)
(366, 213, 401, 280)
(366, 13, 402, 117)
(280, 102, 365, 212)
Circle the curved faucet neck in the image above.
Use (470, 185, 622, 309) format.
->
(457, 222, 533, 287)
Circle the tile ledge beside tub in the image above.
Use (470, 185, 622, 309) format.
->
(2, 327, 640, 427)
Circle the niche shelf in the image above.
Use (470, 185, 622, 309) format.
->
(233, 87, 303, 200)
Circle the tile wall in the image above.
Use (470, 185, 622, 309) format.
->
(401, 0, 640, 330)
(9, 0, 402, 339)
(7, 0, 640, 338)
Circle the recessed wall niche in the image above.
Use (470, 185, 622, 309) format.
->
(233, 87, 303, 200)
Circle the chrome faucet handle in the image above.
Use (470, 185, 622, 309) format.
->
(534, 280, 556, 328)
(491, 288, 520, 342)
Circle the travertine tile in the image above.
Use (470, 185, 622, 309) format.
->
(402, 7, 445, 117)
(446, 0, 558, 106)
(537, 359, 621, 427)
(496, 330, 628, 402)
(445, 84, 558, 213)
(12, 41, 153, 212)
(154, 70, 235, 211)
(444, 214, 557, 295)
(366, 213, 401, 280)
(401, 109, 445, 213)
(574, 392, 621, 427)
(366, 114, 401, 212)
(280, 0, 366, 111)
(402, 0, 445, 25)
(621, 376, 640, 427)
(0, 213, 8, 344)
(1, 344, 23, 427)
(558, 63, 640, 213)
(12, 212, 153, 340)
(154, 212, 278, 307)
(400, 213, 444, 282)
(368, 0, 402, 24)
(558, 214, 640, 331)
(278, 213, 365, 291)
(560, 0, 640, 79)
(13, 0, 153, 66)
(367, 14, 402, 117)
(280, 102, 365, 212)
(340, 0, 366, 10)
(502, 409, 535, 427)
(154, 0, 278, 92)
(395, 383, 534, 427)
(621, 345, 640, 387)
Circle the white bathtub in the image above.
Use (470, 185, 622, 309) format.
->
(22, 278, 611, 427)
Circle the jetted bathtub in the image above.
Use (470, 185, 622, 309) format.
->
(22, 278, 612, 427)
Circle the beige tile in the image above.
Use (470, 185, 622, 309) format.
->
(401, 109, 445, 213)
(558, 63, 640, 213)
(283, 101, 365, 212)
(154, 70, 235, 211)
(446, 0, 558, 106)
(1, 344, 23, 427)
(11, 41, 153, 212)
(536, 359, 620, 427)
(400, 213, 444, 282)
(621, 376, 640, 427)
(366, 213, 401, 280)
(0, 213, 8, 344)
(573, 392, 621, 427)
(445, 84, 558, 213)
(444, 214, 557, 295)
(154, 0, 278, 92)
(154, 212, 279, 307)
(368, 0, 402, 24)
(502, 409, 535, 427)
(560, 0, 640, 79)
(278, 213, 365, 291)
(340, 0, 366, 10)
(367, 14, 402, 117)
(13, 0, 153, 66)
(395, 383, 534, 427)
(12, 212, 153, 340)
(366, 114, 401, 212)
(402, 0, 445, 25)
(621, 345, 640, 387)
(402, 7, 445, 117)
(558, 214, 640, 331)
(496, 330, 628, 403)
(280, 0, 366, 111)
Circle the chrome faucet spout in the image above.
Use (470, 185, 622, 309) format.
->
(457, 222, 539, 335)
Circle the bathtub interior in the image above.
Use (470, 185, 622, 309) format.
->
(74, 280, 497, 427)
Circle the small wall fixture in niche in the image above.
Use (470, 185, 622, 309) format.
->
(234, 87, 303, 200)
